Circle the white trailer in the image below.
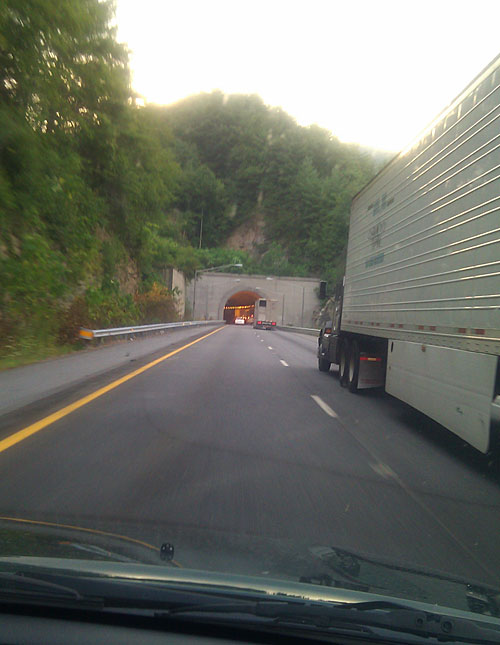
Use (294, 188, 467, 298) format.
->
(318, 53, 500, 453)
(254, 298, 278, 330)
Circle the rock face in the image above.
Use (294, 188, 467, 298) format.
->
(225, 212, 266, 256)
(115, 260, 140, 295)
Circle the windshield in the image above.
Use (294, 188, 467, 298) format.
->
(1, 0, 500, 636)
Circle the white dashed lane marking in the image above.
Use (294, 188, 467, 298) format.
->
(280, 360, 289, 367)
(268, 346, 273, 350)
(370, 462, 397, 480)
(310, 395, 338, 419)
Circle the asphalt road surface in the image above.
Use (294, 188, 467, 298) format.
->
(1, 325, 499, 588)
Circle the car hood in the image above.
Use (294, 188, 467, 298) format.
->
(0, 516, 498, 619)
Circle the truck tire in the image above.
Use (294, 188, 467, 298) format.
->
(318, 356, 331, 372)
(339, 340, 349, 387)
(348, 340, 360, 393)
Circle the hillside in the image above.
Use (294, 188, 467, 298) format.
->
(0, 0, 390, 364)
(157, 92, 388, 279)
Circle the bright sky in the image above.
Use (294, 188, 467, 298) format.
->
(115, 0, 500, 151)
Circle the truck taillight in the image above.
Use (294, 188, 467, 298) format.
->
(272, 322, 276, 326)
(257, 321, 262, 325)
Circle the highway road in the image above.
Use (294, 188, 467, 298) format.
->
(1, 324, 499, 588)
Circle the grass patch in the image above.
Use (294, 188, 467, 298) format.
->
(0, 340, 81, 372)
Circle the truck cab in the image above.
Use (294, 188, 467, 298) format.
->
(317, 286, 343, 370)
(317, 284, 386, 392)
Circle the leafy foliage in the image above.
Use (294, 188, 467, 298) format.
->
(134, 282, 179, 324)
(0, 0, 387, 362)
(162, 92, 382, 285)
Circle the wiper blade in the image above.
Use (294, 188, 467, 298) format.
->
(0, 570, 215, 611)
(0, 571, 88, 604)
(165, 598, 500, 643)
(2, 568, 499, 643)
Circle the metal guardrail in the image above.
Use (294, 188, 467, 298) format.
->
(79, 320, 224, 340)
(276, 325, 319, 336)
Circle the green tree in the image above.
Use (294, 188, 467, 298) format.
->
(0, 0, 384, 362)
(0, 0, 129, 134)
(175, 163, 228, 247)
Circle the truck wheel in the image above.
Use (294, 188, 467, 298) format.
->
(348, 341, 360, 393)
(339, 340, 349, 387)
(318, 356, 331, 372)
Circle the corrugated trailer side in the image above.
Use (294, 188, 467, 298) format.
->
(336, 54, 500, 453)
(342, 54, 500, 357)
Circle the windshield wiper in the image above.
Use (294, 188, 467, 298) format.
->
(0, 571, 92, 606)
(0, 569, 216, 611)
(164, 598, 500, 643)
(2, 569, 499, 643)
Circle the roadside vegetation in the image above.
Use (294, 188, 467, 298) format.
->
(0, 0, 390, 366)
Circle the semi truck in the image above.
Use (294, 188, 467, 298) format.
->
(254, 298, 278, 330)
(317, 53, 500, 454)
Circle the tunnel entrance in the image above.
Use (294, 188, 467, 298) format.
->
(224, 290, 260, 324)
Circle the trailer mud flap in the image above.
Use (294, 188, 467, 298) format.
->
(358, 355, 385, 389)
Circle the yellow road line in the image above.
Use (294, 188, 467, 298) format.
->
(0, 515, 182, 568)
(0, 326, 225, 456)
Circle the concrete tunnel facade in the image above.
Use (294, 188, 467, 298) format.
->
(186, 273, 321, 327)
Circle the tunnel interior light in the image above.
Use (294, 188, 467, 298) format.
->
(224, 305, 254, 310)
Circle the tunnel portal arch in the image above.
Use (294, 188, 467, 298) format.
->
(218, 283, 272, 320)
(222, 289, 261, 324)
